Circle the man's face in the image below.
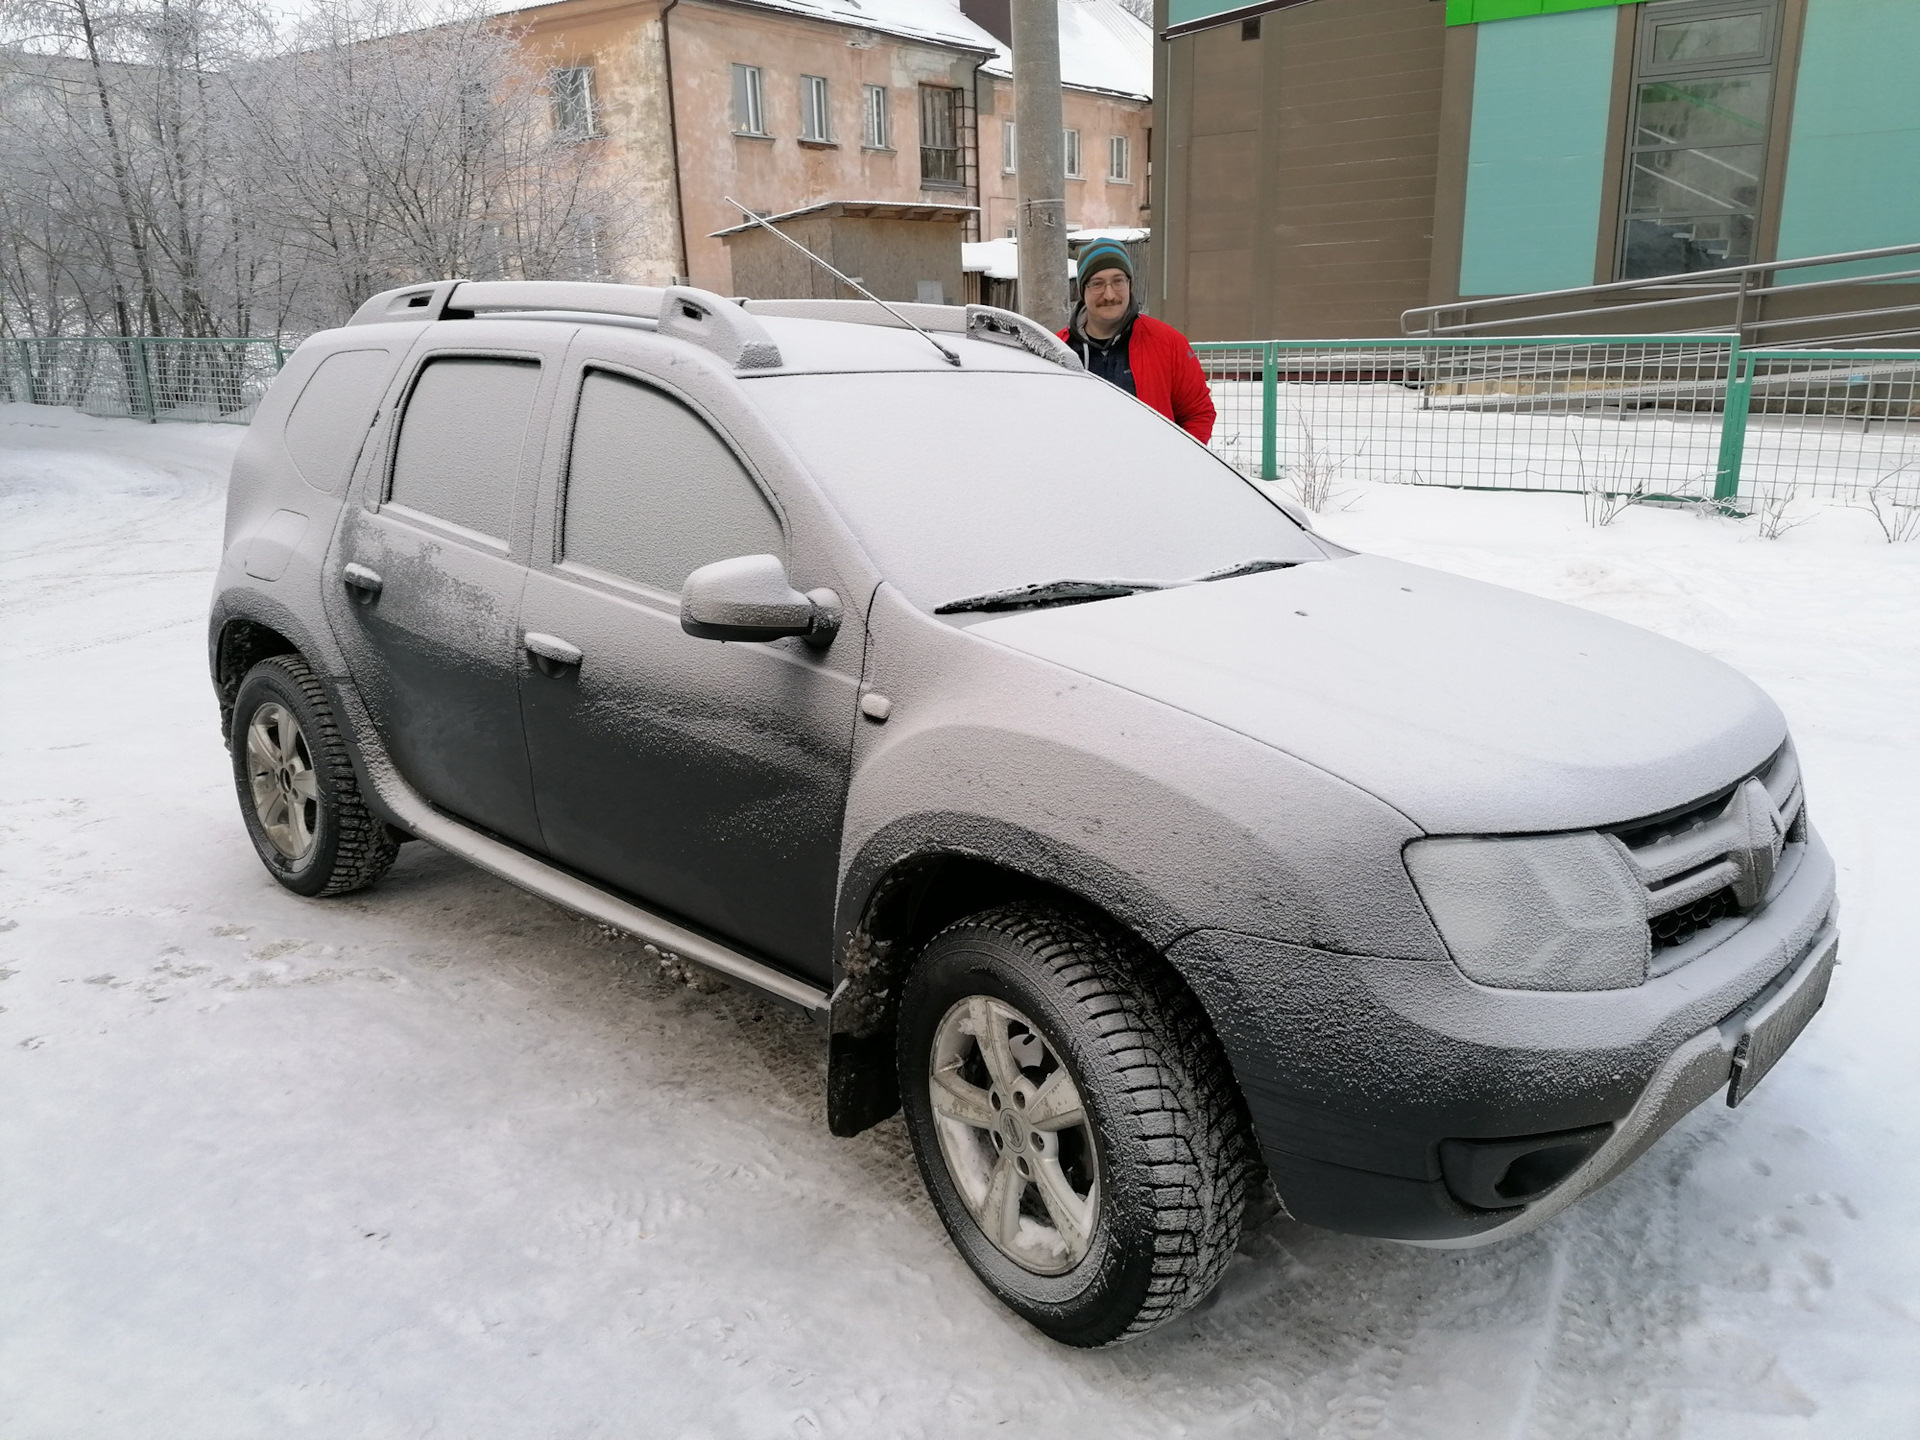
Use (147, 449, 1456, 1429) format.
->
(1083, 268, 1131, 328)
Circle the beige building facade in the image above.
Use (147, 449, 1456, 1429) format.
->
(503, 0, 1151, 293)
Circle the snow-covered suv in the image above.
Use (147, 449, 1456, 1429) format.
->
(208, 281, 1838, 1346)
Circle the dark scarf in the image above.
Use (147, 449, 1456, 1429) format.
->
(1066, 297, 1141, 397)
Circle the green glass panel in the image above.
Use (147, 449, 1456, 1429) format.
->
(1634, 76, 1770, 149)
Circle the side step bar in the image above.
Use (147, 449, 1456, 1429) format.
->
(335, 684, 830, 1017)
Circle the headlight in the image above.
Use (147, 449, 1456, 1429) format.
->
(1404, 833, 1649, 991)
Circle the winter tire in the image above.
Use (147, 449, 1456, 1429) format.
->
(898, 904, 1254, 1347)
(231, 654, 399, 897)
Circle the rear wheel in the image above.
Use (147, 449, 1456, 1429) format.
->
(898, 905, 1253, 1346)
(231, 655, 398, 897)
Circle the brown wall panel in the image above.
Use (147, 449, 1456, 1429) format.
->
(1159, 0, 1449, 339)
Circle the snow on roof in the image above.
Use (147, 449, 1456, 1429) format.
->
(962, 238, 1018, 279)
(981, 0, 1152, 102)
(492, 0, 1150, 102)
(1069, 226, 1150, 243)
(961, 237, 1083, 280)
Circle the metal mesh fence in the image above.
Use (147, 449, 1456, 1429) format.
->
(1197, 338, 1738, 503)
(1732, 351, 1920, 507)
(1, 336, 285, 423)
(1196, 336, 1920, 512)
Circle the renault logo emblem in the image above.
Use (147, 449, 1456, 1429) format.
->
(1726, 777, 1787, 907)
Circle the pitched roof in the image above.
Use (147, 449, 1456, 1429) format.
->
(493, 0, 1151, 102)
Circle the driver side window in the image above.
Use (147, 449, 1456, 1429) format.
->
(561, 370, 783, 592)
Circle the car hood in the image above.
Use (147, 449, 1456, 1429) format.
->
(964, 554, 1784, 834)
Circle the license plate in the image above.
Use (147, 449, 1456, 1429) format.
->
(1728, 932, 1838, 1107)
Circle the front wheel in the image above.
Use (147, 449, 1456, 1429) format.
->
(230, 654, 398, 897)
(898, 905, 1254, 1347)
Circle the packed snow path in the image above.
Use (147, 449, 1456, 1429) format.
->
(3, 404, 1918, 1438)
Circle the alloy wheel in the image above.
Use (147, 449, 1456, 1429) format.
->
(928, 995, 1101, 1275)
(245, 701, 319, 861)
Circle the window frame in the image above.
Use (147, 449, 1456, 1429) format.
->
(552, 363, 789, 599)
(1063, 127, 1082, 180)
(1615, 0, 1782, 281)
(1107, 134, 1130, 183)
(862, 83, 891, 150)
(381, 350, 546, 555)
(918, 84, 965, 189)
(549, 65, 597, 139)
(731, 62, 768, 138)
(1002, 118, 1016, 174)
(799, 73, 833, 144)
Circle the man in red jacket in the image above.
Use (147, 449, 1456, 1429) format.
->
(1058, 241, 1215, 443)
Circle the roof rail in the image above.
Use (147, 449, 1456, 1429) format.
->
(1403, 240, 1920, 348)
(344, 278, 781, 369)
(343, 282, 1079, 372)
(738, 299, 1082, 370)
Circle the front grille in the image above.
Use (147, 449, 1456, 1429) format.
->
(1649, 886, 1736, 949)
(1609, 743, 1805, 961)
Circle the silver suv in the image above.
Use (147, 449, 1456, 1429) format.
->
(208, 281, 1838, 1346)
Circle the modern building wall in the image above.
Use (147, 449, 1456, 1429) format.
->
(1458, 8, 1615, 296)
(1156, 0, 1446, 339)
(1775, 0, 1920, 278)
(1155, 0, 1920, 338)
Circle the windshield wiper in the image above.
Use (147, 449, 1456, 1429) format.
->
(934, 578, 1175, 615)
(1188, 558, 1302, 583)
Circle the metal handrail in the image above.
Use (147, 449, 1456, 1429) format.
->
(1403, 240, 1920, 344)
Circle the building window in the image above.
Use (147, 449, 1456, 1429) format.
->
(731, 63, 767, 137)
(1108, 135, 1130, 182)
(920, 85, 963, 187)
(1619, 0, 1780, 279)
(1002, 118, 1017, 173)
(800, 74, 832, 142)
(863, 84, 890, 148)
(1063, 128, 1081, 179)
(550, 66, 596, 138)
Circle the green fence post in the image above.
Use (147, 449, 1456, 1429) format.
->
(1260, 341, 1279, 481)
(1714, 347, 1752, 505)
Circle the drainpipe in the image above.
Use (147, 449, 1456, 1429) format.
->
(660, 0, 692, 284)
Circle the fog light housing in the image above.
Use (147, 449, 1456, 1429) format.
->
(1440, 1124, 1613, 1210)
(1405, 832, 1650, 990)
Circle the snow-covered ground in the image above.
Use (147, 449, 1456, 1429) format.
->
(4, 403, 1919, 1438)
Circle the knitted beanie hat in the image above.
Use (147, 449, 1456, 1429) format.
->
(1077, 240, 1133, 287)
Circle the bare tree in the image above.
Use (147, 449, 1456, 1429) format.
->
(1, 0, 636, 338)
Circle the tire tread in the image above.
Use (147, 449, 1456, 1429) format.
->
(922, 903, 1255, 1343)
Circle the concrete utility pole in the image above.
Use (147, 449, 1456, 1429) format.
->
(1011, 0, 1069, 331)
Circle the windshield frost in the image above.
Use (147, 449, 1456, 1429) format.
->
(744, 372, 1323, 612)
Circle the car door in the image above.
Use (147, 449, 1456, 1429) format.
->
(329, 325, 562, 850)
(517, 356, 862, 980)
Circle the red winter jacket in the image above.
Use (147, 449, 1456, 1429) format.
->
(1058, 312, 1216, 444)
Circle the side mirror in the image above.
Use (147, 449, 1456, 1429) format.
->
(680, 553, 841, 648)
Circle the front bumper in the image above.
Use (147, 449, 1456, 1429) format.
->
(1169, 829, 1838, 1243)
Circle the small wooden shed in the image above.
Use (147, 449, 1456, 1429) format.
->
(713, 201, 974, 305)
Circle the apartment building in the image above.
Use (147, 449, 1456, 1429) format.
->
(503, 0, 1152, 292)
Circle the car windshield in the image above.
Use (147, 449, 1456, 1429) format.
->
(743, 371, 1324, 613)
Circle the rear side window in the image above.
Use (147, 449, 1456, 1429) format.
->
(562, 370, 783, 593)
(388, 357, 541, 541)
(282, 348, 391, 495)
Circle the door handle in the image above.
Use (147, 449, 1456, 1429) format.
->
(524, 631, 583, 678)
(342, 562, 383, 603)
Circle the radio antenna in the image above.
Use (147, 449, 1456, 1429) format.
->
(722, 198, 962, 367)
